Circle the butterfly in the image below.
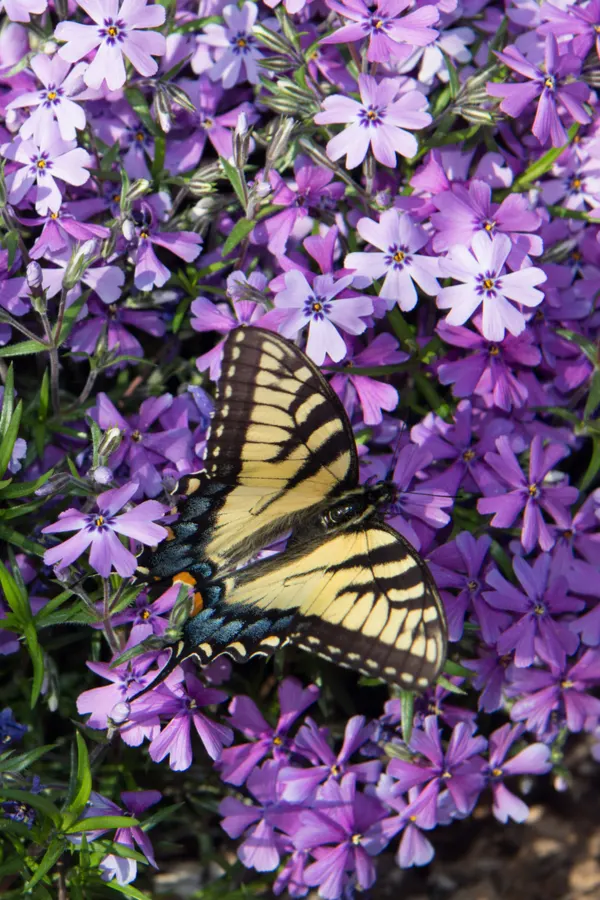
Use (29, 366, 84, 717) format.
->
(136, 326, 447, 693)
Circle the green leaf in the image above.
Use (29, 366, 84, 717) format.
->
(0, 557, 29, 621)
(124, 86, 158, 136)
(436, 675, 466, 695)
(584, 371, 600, 420)
(0, 789, 62, 824)
(0, 469, 54, 499)
(0, 744, 55, 774)
(4, 230, 19, 268)
(64, 815, 138, 834)
(219, 156, 247, 208)
(400, 690, 414, 743)
(105, 880, 155, 900)
(38, 370, 50, 423)
(172, 14, 221, 34)
(440, 49, 460, 99)
(0, 399, 21, 479)
(222, 217, 255, 256)
(23, 621, 45, 707)
(579, 437, 600, 494)
(56, 291, 90, 346)
(443, 659, 473, 679)
(0, 522, 46, 556)
(513, 123, 579, 189)
(0, 339, 47, 358)
(24, 838, 66, 890)
(63, 732, 92, 828)
(152, 133, 166, 180)
(0, 363, 14, 435)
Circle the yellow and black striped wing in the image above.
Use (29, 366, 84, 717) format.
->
(196, 522, 447, 690)
(177, 326, 359, 572)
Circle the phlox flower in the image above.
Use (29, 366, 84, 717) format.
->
(330, 334, 408, 426)
(109, 584, 179, 645)
(275, 270, 373, 365)
(292, 773, 387, 899)
(55, 0, 166, 92)
(220, 760, 301, 873)
(279, 716, 381, 803)
(507, 649, 600, 736)
(198, 2, 264, 88)
(398, 26, 475, 86)
(3, 125, 91, 216)
(477, 434, 579, 553)
(487, 35, 591, 148)
(436, 318, 542, 412)
(387, 716, 487, 822)
(131, 215, 202, 292)
(219, 677, 320, 786)
(69, 296, 165, 360)
(28, 206, 110, 260)
(7, 55, 87, 143)
(345, 209, 440, 310)
(388, 443, 453, 552)
(136, 671, 233, 769)
(431, 180, 543, 266)
(320, 0, 439, 65)
(76, 654, 162, 738)
(190, 293, 270, 380)
(97, 791, 161, 885)
(540, 0, 600, 62)
(485, 724, 552, 824)
(437, 232, 547, 342)
(42, 481, 168, 577)
(0, 708, 26, 748)
(40, 249, 125, 305)
(314, 74, 431, 169)
(483, 552, 584, 669)
(374, 777, 436, 868)
(0, 0, 46, 22)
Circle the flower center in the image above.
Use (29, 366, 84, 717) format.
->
(330, 763, 341, 776)
(571, 177, 582, 191)
(563, 528, 574, 539)
(476, 272, 500, 296)
(140, 230, 149, 240)
(131, 430, 142, 442)
(544, 75, 556, 90)
(483, 278, 494, 289)
(359, 104, 385, 128)
(47, 90, 57, 101)
(441, 770, 452, 780)
(463, 449, 475, 462)
(351, 834, 362, 846)
(140, 609, 151, 620)
(386, 243, 411, 270)
(489, 344, 500, 356)
(50, 212, 59, 220)
(95, 516, 104, 527)
(528, 482, 539, 497)
(561, 679, 574, 689)
(37, 159, 46, 169)
(483, 219, 496, 232)
(533, 602, 546, 616)
(231, 31, 254, 53)
(491, 767, 503, 777)
(100, 18, 126, 43)
(304, 296, 332, 320)
(467, 579, 479, 592)
(135, 131, 145, 142)
(272, 736, 283, 746)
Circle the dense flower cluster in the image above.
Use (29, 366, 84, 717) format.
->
(1, 0, 600, 894)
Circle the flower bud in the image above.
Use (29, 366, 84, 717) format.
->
(233, 111, 251, 170)
(26, 261, 43, 292)
(90, 465, 113, 485)
(265, 116, 295, 169)
(125, 178, 151, 204)
(153, 84, 172, 134)
(121, 217, 136, 242)
(97, 426, 123, 459)
(63, 240, 96, 291)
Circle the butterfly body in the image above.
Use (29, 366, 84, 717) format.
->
(138, 326, 447, 692)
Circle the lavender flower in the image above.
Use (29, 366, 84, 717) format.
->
(0, 0, 46, 22)
(198, 2, 264, 88)
(329, 334, 407, 425)
(55, 0, 167, 92)
(3, 125, 91, 216)
(344, 209, 440, 310)
(487, 35, 591, 147)
(275, 270, 373, 365)
(314, 74, 431, 169)
(485, 724, 551, 824)
(477, 435, 579, 554)
(437, 232, 547, 342)
(42, 482, 168, 577)
(7, 55, 87, 143)
(98, 791, 162, 885)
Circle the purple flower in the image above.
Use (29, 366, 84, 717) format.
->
(0, 708, 26, 748)
(220, 760, 301, 873)
(428, 532, 509, 644)
(436, 319, 542, 412)
(374, 777, 435, 868)
(540, 0, 600, 61)
(190, 295, 269, 380)
(437, 232, 547, 342)
(462, 646, 511, 714)
(0, 0, 46, 22)
(314, 74, 431, 169)
(42, 481, 168, 577)
(55, 0, 166, 92)
(198, 2, 264, 88)
(3, 125, 91, 215)
(330, 334, 407, 426)
(111, 584, 179, 645)
(137, 671, 233, 769)
(485, 724, 551, 824)
(219, 678, 319, 786)
(508, 650, 600, 736)
(484, 553, 584, 669)
(275, 270, 373, 365)
(69, 296, 166, 360)
(279, 716, 381, 803)
(7, 55, 87, 143)
(321, 0, 439, 64)
(76, 655, 162, 737)
(292, 773, 386, 899)
(477, 434, 579, 554)
(28, 206, 110, 260)
(132, 218, 202, 292)
(344, 209, 440, 310)
(388, 443, 453, 551)
(387, 716, 487, 820)
(431, 180, 543, 267)
(98, 790, 161, 885)
(487, 35, 591, 147)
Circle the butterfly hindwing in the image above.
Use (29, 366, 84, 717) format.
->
(182, 326, 359, 572)
(203, 522, 446, 689)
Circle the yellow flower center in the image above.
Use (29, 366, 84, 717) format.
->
(393, 250, 405, 263)
(95, 516, 104, 527)
(37, 159, 46, 169)
(108, 25, 118, 37)
(47, 90, 57, 101)
(483, 278, 494, 289)
(237, 37, 247, 48)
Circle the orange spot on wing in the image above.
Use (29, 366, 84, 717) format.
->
(192, 591, 204, 616)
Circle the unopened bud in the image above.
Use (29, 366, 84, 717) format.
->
(35, 472, 72, 497)
(166, 83, 196, 114)
(90, 465, 113, 485)
(125, 178, 151, 204)
(253, 22, 295, 57)
(109, 701, 131, 725)
(457, 105, 496, 125)
(97, 426, 123, 459)
(122, 217, 136, 242)
(265, 116, 295, 168)
(26, 261, 43, 292)
(153, 84, 172, 134)
(233, 111, 251, 170)
(63, 239, 96, 290)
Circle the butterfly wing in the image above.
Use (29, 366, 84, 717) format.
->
(170, 523, 446, 690)
(148, 326, 359, 580)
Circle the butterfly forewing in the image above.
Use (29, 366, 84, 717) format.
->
(186, 327, 358, 571)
